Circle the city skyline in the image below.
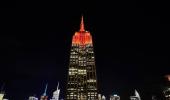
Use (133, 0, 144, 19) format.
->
(0, 0, 170, 99)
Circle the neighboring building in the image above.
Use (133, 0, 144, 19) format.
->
(50, 82, 60, 100)
(29, 96, 38, 100)
(66, 16, 98, 100)
(110, 94, 120, 100)
(130, 90, 141, 100)
(40, 84, 48, 100)
(101, 95, 106, 100)
(163, 75, 170, 100)
(163, 86, 170, 100)
(98, 94, 102, 100)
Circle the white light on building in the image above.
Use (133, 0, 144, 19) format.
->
(98, 94, 102, 100)
(29, 96, 38, 100)
(50, 82, 60, 100)
(102, 95, 106, 100)
(0, 93, 4, 100)
(110, 94, 120, 100)
(130, 90, 141, 100)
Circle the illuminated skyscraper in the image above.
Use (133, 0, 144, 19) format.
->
(50, 82, 60, 100)
(66, 16, 98, 100)
(40, 84, 48, 100)
(98, 94, 102, 100)
(110, 94, 120, 100)
(101, 95, 106, 100)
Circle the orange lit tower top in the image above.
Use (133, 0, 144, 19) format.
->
(72, 16, 92, 45)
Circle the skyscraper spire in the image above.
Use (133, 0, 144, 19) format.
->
(135, 89, 141, 100)
(130, 89, 141, 100)
(50, 82, 60, 100)
(80, 15, 85, 31)
(57, 82, 59, 90)
(43, 83, 48, 96)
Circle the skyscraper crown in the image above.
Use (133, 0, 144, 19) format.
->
(72, 16, 92, 45)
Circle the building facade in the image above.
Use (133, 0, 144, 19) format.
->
(66, 16, 98, 100)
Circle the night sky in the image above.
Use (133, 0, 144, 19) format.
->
(0, 0, 170, 100)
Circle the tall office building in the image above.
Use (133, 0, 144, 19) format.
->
(40, 84, 48, 100)
(130, 90, 141, 100)
(50, 82, 60, 100)
(110, 94, 120, 100)
(66, 16, 98, 100)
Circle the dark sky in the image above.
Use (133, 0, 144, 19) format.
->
(0, 0, 170, 100)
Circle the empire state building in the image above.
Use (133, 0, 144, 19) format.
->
(66, 16, 98, 100)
